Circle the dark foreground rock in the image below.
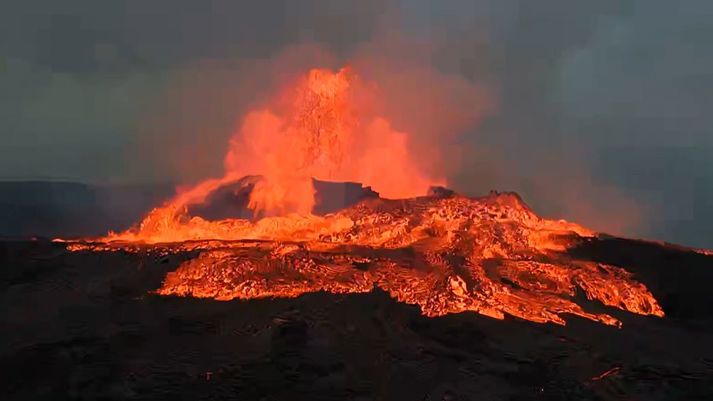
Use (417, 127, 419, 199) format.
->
(1, 238, 713, 400)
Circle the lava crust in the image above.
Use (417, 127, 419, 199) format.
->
(64, 191, 663, 326)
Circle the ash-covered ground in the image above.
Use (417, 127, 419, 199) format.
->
(2, 237, 713, 400)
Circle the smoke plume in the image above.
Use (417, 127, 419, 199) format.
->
(2, 0, 712, 246)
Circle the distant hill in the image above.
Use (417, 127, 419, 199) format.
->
(0, 181, 175, 239)
(0, 178, 378, 239)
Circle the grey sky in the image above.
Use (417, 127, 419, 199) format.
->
(1, 0, 711, 247)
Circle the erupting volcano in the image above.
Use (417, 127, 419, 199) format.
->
(61, 67, 665, 327)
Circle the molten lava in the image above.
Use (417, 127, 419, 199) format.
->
(151, 66, 444, 220)
(66, 190, 664, 326)
(61, 67, 666, 327)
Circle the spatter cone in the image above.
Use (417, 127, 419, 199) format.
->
(67, 191, 664, 327)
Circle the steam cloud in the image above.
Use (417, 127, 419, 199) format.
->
(1, 0, 712, 246)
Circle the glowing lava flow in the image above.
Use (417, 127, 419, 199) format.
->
(66, 190, 664, 327)
(62, 67, 665, 327)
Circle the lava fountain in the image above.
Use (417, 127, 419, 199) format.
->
(60, 67, 665, 327)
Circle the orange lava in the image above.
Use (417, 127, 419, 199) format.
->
(65, 191, 664, 327)
(137, 67, 444, 224)
(61, 67, 666, 327)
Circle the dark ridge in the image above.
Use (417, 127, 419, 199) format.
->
(427, 186, 455, 198)
(312, 178, 379, 214)
(187, 176, 380, 220)
(0, 181, 175, 238)
(0, 178, 381, 238)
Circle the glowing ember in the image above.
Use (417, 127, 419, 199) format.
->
(60, 67, 666, 327)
